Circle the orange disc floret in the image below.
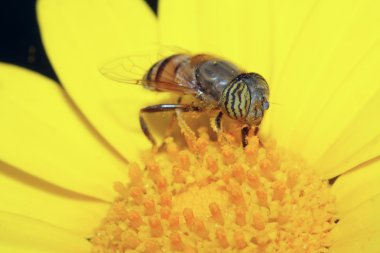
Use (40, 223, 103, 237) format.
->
(91, 127, 337, 253)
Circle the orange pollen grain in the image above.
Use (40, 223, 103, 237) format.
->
(91, 129, 337, 253)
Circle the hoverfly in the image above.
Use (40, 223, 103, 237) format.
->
(101, 54, 269, 147)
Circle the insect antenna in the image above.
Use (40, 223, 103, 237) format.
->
(268, 100, 282, 107)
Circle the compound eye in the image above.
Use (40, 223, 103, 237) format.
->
(263, 99, 269, 110)
(220, 79, 251, 120)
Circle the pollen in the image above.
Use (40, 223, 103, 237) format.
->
(91, 127, 337, 253)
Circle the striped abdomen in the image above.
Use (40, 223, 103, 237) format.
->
(143, 54, 224, 95)
(143, 54, 192, 92)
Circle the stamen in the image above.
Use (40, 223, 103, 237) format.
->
(91, 127, 337, 252)
(209, 202, 224, 225)
(129, 186, 144, 204)
(183, 208, 195, 229)
(122, 232, 140, 249)
(235, 207, 246, 226)
(222, 145, 236, 165)
(234, 231, 247, 249)
(252, 211, 267, 231)
(168, 214, 180, 229)
(193, 218, 209, 239)
(128, 162, 143, 185)
(144, 239, 159, 253)
(216, 228, 229, 248)
(143, 199, 155, 216)
(206, 155, 218, 174)
(127, 210, 143, 230)
(149, 216, 163, 237)
(160, 206, 171, 220)
(232, 164, 246, 184)
(170, 232, 184, 251)
(160, 192, 172, 207)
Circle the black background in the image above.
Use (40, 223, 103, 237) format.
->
(0, 0, 158, 83)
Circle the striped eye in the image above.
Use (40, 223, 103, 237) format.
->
(220, 78, 251, 120)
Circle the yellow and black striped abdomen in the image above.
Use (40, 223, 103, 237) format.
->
(220, 79, 251, 120)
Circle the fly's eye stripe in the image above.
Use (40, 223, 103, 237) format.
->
(222, 80, 250, 120)
(223, 82, 239, 119)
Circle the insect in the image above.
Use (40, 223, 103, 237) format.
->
(102, 54, 270, 147)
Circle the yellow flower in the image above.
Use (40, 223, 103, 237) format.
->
(1, 0, 380, 252)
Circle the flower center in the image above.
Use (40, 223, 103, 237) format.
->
(91, 124, 337, 252)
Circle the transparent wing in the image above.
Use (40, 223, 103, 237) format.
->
(99, 54, 154, 84)
(99, 51, 199, 95)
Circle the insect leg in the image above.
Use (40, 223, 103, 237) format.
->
(215, 111, 223, 132)
(253, 126, 259, 136)
(253, 126, 265, 147)
(139, 114, 156, 145)
(165, 97, 184, 137)
(241, 126, 251, 148)
(140, 104, 203, 145)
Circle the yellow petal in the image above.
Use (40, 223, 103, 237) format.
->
(260, 0, 321, 131)
(158, 0, 272, 79)
(0, 63, 128, 200)
(158, 0, 201, 53)
(331, 158, 380, 215)
(313, 88, 380, 178)
(0, 161, 108, 237)
(37, 0, 166, 164)
(266, 0, 320, 87)
(330, 193, 380, 253)
(330, 231, 380, 253)
(262, 0, 380, 177)
(0, 211, 90, 253)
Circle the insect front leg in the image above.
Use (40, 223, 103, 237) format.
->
(139, 104, 202, 146)
(241, 126, 263, 148)
(215, 111, 223, 132)
(210, 111, 224, 142)
(241, 126, 251, 148)
(253, 126, 265, 147)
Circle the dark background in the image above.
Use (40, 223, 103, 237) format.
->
(0, 0, 158, 83)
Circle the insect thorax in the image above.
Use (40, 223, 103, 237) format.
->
(195, 59, 242, 101)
